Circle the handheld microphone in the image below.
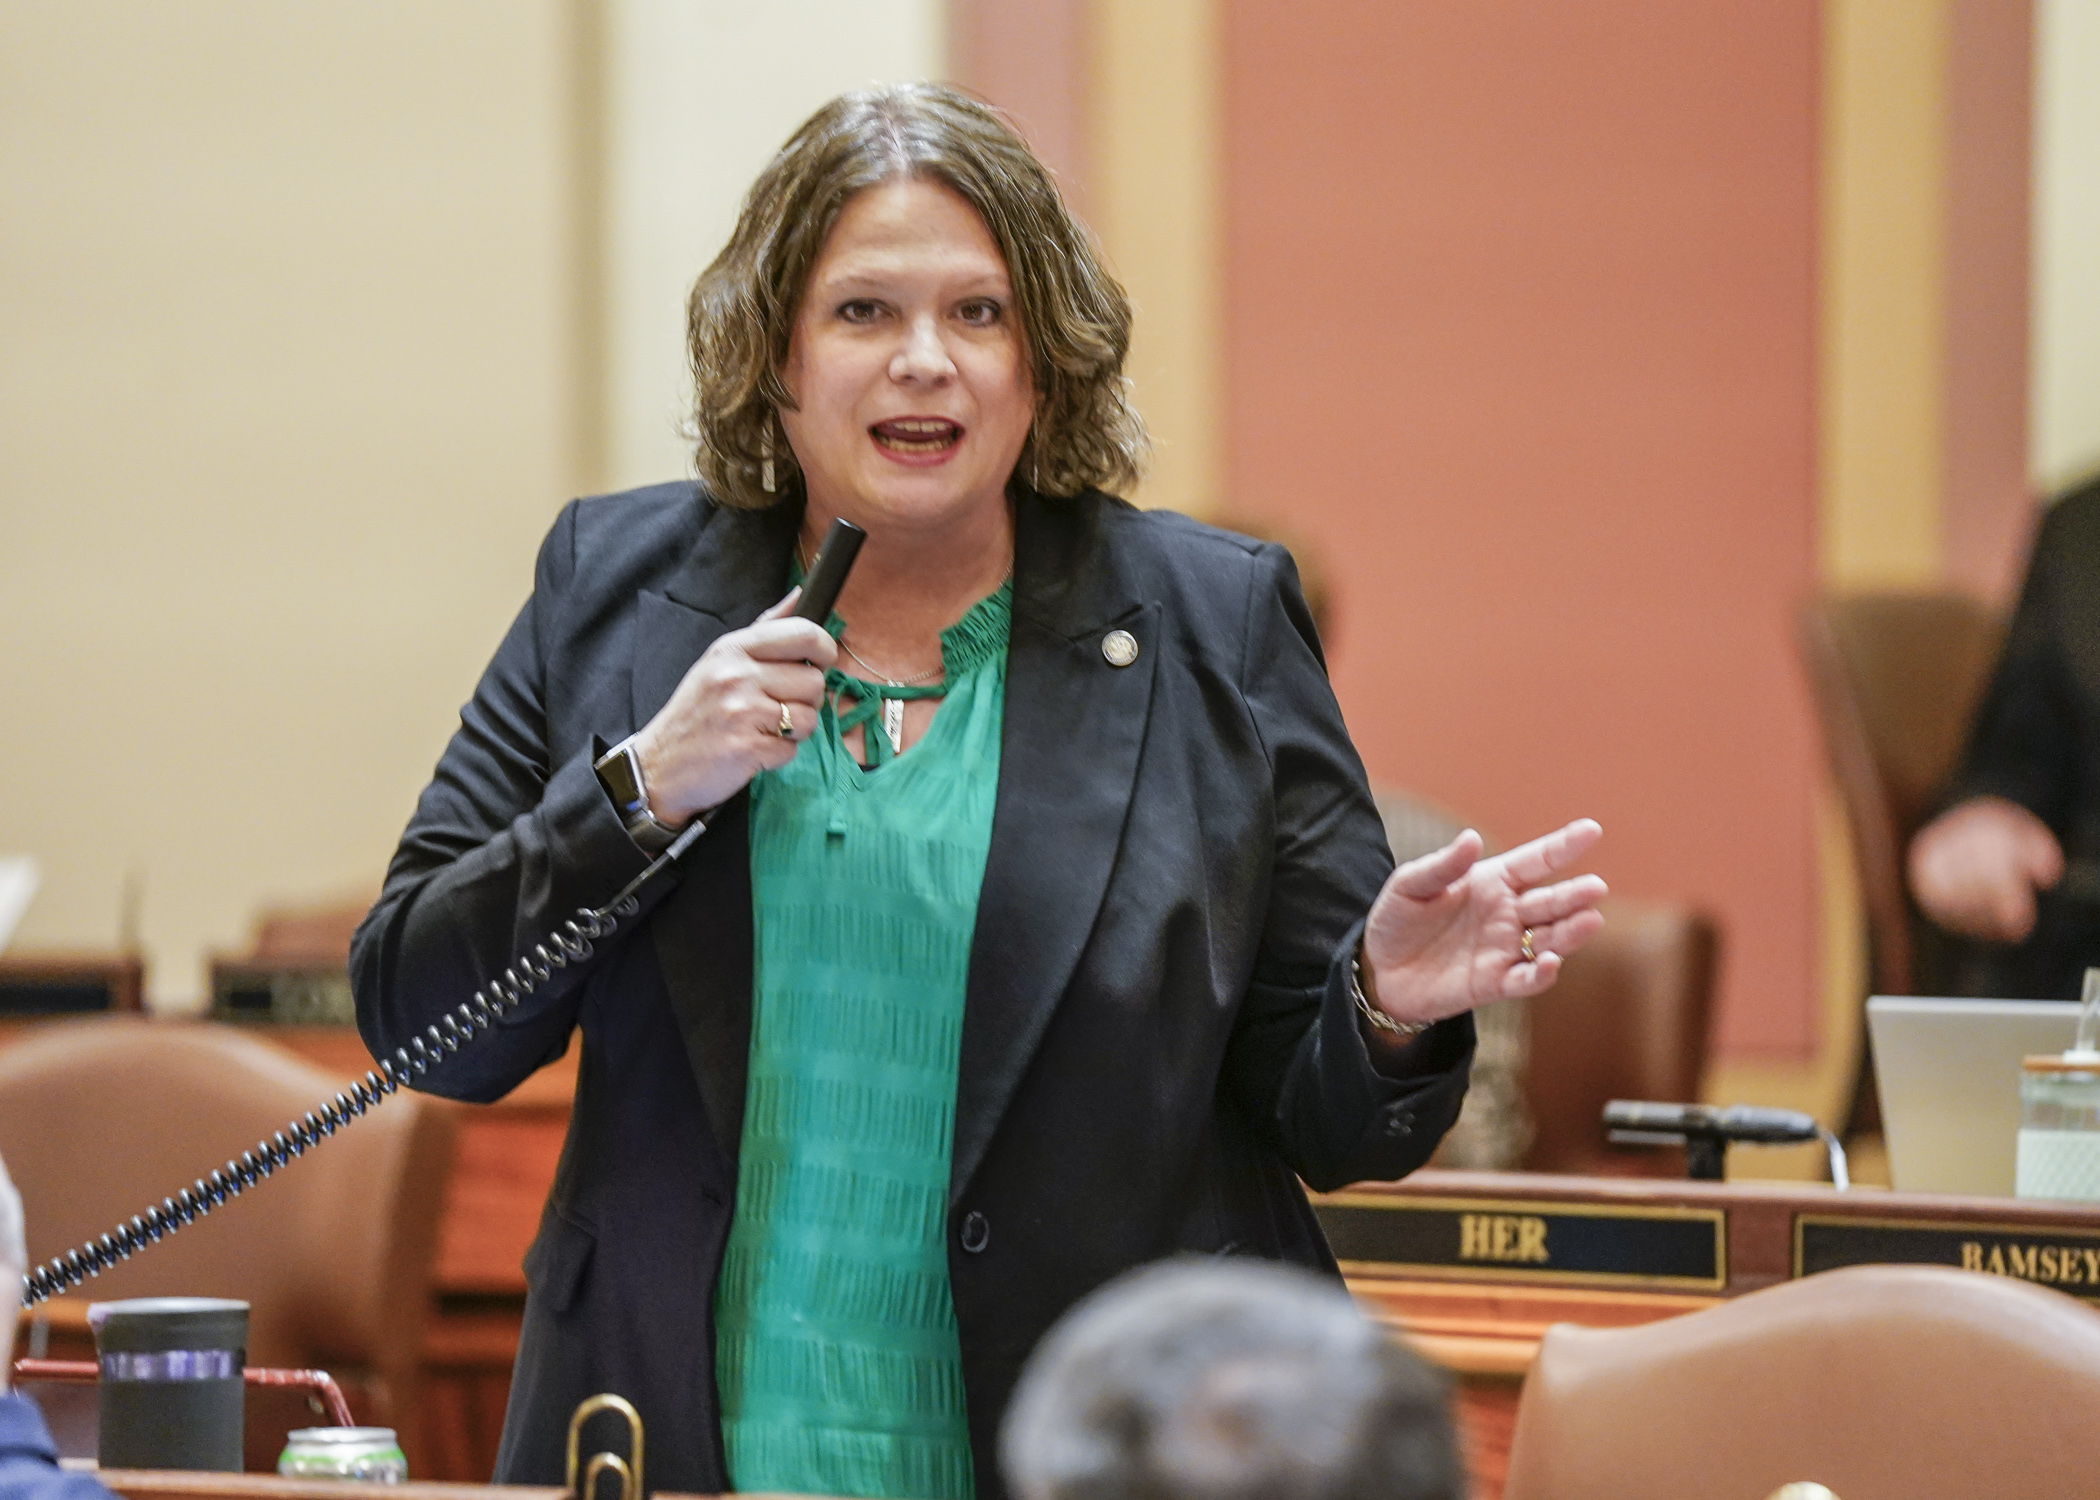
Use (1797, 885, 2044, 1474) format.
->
(794, 518, 867, 622)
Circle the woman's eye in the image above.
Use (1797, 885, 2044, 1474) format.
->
(838, 300, 884, 324)
(958, 300, 1002, 327)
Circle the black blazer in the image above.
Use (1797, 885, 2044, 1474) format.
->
(352, 483, 1473, 1496)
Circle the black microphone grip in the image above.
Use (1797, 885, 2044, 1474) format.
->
(794, 518, 867, 623)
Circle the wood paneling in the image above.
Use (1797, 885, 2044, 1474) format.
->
(0, 954, 144, 1014)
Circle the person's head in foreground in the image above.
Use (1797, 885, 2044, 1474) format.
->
(1001, 1259, 1464, 1500)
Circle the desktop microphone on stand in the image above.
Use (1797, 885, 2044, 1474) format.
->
(1604, 1100, 1849, 1188)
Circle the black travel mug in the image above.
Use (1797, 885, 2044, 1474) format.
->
(90, 1297, 248, 1471)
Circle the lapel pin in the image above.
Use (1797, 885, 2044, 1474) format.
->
(1101, 629, 1139, 668)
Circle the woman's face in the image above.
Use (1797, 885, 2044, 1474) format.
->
(780, 178, 1034, 539)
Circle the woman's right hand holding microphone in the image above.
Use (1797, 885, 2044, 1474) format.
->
(630, 591, 836, 827)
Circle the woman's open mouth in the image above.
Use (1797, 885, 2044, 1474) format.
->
(870, 417, 964, 456)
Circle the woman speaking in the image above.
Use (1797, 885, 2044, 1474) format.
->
(353, 83, 1604, 1500)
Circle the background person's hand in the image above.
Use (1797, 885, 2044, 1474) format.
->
(631, 591, 837, 825)
(1360, 819, 1607, 1026)
(1907, 796, 2064, 943)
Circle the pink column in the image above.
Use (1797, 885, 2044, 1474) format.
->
(947, 0, 1093, 219)
(1224, 2, 1822, 1060)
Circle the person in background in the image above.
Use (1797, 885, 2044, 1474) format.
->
(0, 1156, 115, 1500)
(1001, 1258, 1462, 1500)
(1908, 475, 2100, 999)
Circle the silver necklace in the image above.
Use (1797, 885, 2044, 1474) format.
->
(839, 637, 944, 684)
(839, 638, 942, 755)
(797, 537, 972, 756)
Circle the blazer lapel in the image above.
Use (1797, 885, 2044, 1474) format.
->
(953, 493, 1158, 1199)
(631, 499, 800, 729)
(638, 500, 799, 1165)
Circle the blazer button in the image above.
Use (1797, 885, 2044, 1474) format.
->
(1101, 629, 1139, 667)
(960, 1211, 991, 1253)
(1382, 1109, 1414, 1138)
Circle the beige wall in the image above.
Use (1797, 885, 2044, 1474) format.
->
(599, 0, 945, 493)
(1818, 0, 1949, 593)
(950, 0, 1221, 519)
(0, 1, 951, 1009)
(0, 2, 587, 1007)
(1090, 0, 1223, 518)
(2034, 0, 2100, 490)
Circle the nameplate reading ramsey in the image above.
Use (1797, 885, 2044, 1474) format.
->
(1796, 1213, 2100, 1301)
(1314, 1192, 1727, 1291)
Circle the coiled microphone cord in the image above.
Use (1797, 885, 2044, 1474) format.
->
(21, 829, 698, 1307)
(25, 514, 864, 1306)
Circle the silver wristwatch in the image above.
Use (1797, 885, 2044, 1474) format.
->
(593, 736, 689, 855)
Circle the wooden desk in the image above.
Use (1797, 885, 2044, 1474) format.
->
(1322, 1171, 2100, 1498)
(0, 953, 144, 1014)
(96, 1474, 728, 1500)
(98, 1477, 564, 1500)
(23, 1020, 2100, 1496)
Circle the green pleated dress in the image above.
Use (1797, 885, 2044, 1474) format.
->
(714, 581, 1010, 1500)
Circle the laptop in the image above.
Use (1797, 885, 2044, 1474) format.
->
(1868, 995, 2085, 1195)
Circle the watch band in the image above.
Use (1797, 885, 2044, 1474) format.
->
(593, 737, 691, 855)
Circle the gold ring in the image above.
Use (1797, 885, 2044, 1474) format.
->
(777, 702, 795, 738)
(1519, 928, 1536, 963)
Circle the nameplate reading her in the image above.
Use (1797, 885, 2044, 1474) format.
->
(1313, 1192, 1727, 1291)
(1796, 1213, 2100, 1301)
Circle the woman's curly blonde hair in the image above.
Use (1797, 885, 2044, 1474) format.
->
(687, 83, 1147, 510)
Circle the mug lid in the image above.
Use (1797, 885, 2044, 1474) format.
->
(88, 1297, 248, 1352)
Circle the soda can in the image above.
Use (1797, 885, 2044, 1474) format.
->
(277, 1426, 408, 1482)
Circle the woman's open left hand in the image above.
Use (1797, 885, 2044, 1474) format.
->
(1359, 818, 1607, 1028)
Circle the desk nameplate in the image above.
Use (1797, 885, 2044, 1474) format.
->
(1315, 1192, 1727, 1291)
(1795, 1212, 2100, 1301)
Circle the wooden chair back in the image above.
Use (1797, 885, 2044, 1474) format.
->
(1502, 1263, 2100, 1500)
(1520, 897, 1719, 1176)
(0, 1018, 454, 1468)
(1798, 593, 2004, 996)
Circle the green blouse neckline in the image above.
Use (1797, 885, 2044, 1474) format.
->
(833, 579, 1011, 680)
(804, 576, 1012, 770)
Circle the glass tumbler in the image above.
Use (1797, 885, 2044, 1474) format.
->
(2016, 1053, 2100, 1201)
